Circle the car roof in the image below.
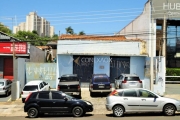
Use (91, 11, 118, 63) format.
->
(25, 80, 43, 86)
(61, 74, 77, 77)
(121, 74, 139, 77)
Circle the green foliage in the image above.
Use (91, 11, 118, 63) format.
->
(78, 31, 85, 35)
(0, 23, 11, 34)
(166, 68, 180, 81)
(65, 26, 74, 34)
(12, 30, 58, 46)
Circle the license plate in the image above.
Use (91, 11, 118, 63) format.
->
(99, 86, 104, 88)
(73, 92, 79, 95)
(130, 82, 136, 85)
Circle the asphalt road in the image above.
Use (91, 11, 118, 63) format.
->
(0, 114, 180, 120)
(0, 94, 11, 102)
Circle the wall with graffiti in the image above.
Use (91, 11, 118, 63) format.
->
(26, 63, 56, 88)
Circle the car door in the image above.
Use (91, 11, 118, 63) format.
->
(51, 92, 71, 112)
(37, 92, 52, 112)
(138, 89, 162, 111)
(122, 89, 140, 112)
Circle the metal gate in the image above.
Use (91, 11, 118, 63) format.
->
(3, 58, 13, 80)
(73, 56, 93, 82)
(110, 57, 130, 83)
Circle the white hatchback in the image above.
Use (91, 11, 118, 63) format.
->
(21, 80, 50, 102)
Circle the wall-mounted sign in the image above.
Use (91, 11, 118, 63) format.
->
(0, 42, 27, 54)
(152, 0, 180, 19)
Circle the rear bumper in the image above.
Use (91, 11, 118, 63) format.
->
(63, 91, 81, 95)
(90, 89, 112, 93)
(0, 91, 6, 95)
(106, 104, 113, 111)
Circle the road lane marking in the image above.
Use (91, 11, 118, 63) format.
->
(7, 98, 11, 102)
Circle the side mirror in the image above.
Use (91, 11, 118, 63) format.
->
(64, 97, 68, 101)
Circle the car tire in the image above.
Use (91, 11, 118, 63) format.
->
(113, 105, 124, 117)
(163, 104, 176, 116)
(72, 106, 84, 117)
(5, 91, 9, 97)
(27, 107, 39, 118)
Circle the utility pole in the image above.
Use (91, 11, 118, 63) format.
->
(162, 14, 166, 59)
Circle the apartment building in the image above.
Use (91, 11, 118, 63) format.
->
(13, 12, 54, 37)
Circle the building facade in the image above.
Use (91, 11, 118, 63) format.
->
(13, 12, 54, 37)
(55, 35, 167, 94)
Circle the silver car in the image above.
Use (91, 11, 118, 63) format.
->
(114, 74, 142, 89)
(106, 88, 180, 117)
(0, 79, 12, 96)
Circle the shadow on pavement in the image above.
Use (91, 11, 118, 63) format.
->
(25, 113, 93, 118)
(106, 112, 180, 117)
(90, 93, 109, 98)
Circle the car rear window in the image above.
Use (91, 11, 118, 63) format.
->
(60, 77, 79, 82)
(0, 82, 4, 86)
(23, 85, 38, 91)
(94, 77, 109, 82)
(124, 77, 140, 81)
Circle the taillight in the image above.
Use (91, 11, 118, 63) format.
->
(110, 84, 112, 88)
(109, 90, 118, 96)
(78, 85, 80, 91)
(139, 80, 142, 83)
(57, 86, 60, 90)
(21, 91, 23, 94)
(25, 92, 32, 102)
(90, 84, 93, 88)
(122, 80, 127, 83)
(3, 87, 5, 90)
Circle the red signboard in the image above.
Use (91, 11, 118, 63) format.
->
(0, 42, 27, 54)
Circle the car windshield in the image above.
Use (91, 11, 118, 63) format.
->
(23, 85, 38, 91)
(60, 77, 79, 82)
(125, 77, 140, 81)
(0, 82, 4, 86)
(94, 77, 109, 82)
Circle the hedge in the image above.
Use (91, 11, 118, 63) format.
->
(166, 68, 180, 81)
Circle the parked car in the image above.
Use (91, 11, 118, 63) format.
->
(0, 79, 12, 96)
(114, 74, 142, 89)
(21, 80, 50, 103)
(57, 74, 81, 98)
(24, 91, 93, 118)
(106, 88, 180, 117)
(89, 74, 112, 96)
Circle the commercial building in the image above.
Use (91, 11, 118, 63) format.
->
(56, 35, 166, 95)
(13, 12, 54, 37)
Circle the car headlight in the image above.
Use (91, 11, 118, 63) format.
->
(85, 101, 92, 105)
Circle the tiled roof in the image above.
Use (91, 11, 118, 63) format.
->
(59, 34, 126, 41)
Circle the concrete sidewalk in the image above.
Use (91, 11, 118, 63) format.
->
(0, 88, 180, 117)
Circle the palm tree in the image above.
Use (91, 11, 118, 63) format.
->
(65, 26, 74, 34)
(78, 31, 85, 35)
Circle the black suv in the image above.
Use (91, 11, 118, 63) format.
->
(57, 74, 81, 98)
(89, 74, 112, 96)
(24, 91, 93, 118)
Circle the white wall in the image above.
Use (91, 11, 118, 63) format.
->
(117, 2, 156, 57)
(93, 56, 110, 76)
(57, 40, 143, 56)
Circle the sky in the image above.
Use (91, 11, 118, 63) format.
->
(0, 0, 148, 35)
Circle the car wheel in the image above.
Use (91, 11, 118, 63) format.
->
(113, 105, 124, 117)
(72, 106, 84, 117)
(163, 104, 176, 116)
(27, 107, 39, 118)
